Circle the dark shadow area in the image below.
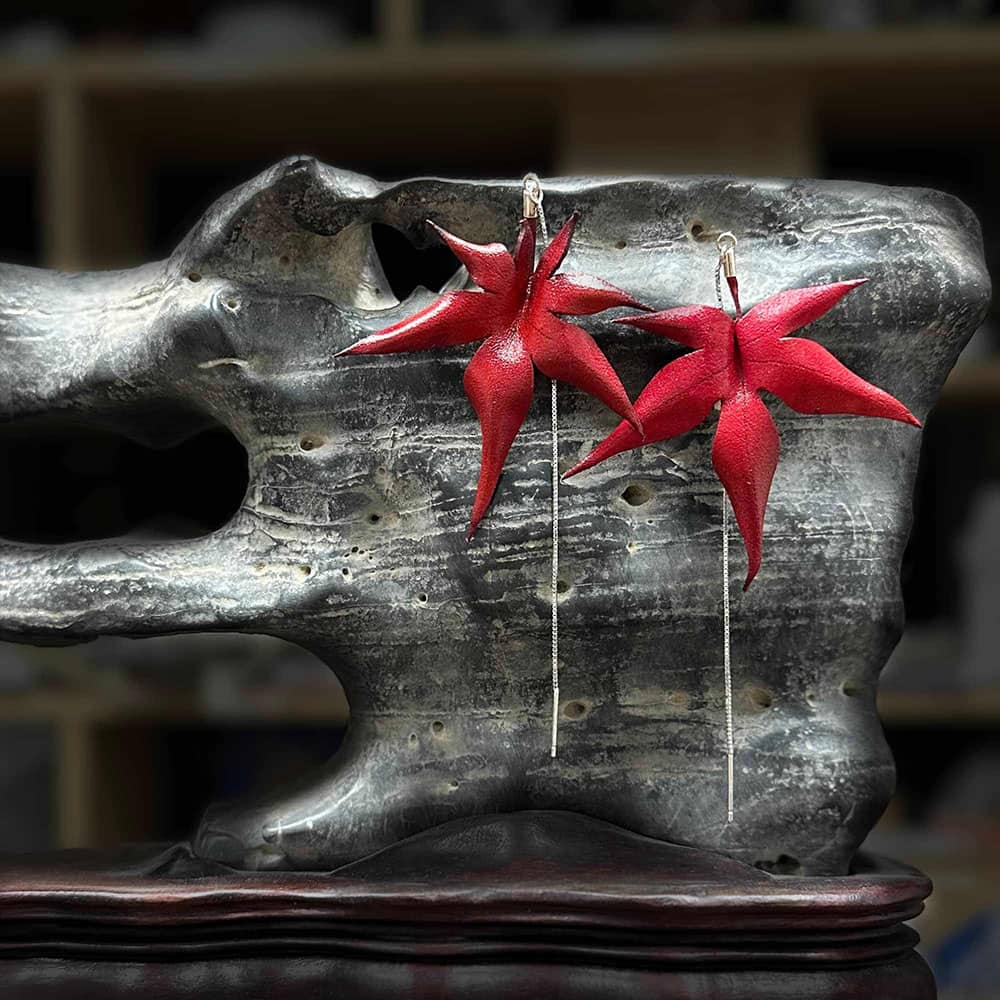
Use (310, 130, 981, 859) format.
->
(370, 222, 463, 301)
(154, 723, 344, 842)
(0, 169, 37, 267)
(0, 633, 347, 850)
(0, 415, 248, 544)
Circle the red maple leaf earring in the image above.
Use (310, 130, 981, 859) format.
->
(339, 177, 645, 537)
(566, 233, 920, 587)
(566, 232, 920, 819)
(340, 175, 648, 755)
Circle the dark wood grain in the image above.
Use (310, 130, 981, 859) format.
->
(0, 953, 937, 1000)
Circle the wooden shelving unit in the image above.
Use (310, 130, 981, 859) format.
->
(878, 690, 1000, 726)
(0, 681, 348, 848)
(1, 11, 998, 850)
(942, 360, 1000, 405)
(0, 20, 992, 273)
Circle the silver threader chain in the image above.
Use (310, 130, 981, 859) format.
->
(549, 360, 559, 759)
(715, 231, 737, 823)
(722, 490, 734, 823)
(522, 174, 561, 759)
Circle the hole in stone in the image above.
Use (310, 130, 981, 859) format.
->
(556, 579, 570, 595)
(749, 686, 773, 710)
(224, 298, 239, 310)
(0, 633, 347, 840)
(563, 700, 588, 720)
(278, 254, 291, 266)
(841, 679, 862, 697)
(408, 732, 418, 744)
(299, 434, 325, 452)
(298, 565, 312, 578)
(371, 222, 462, 301)
(755, 854, 802, 875)
(418, 593, 428, 603)
(187, 271, 202, 282)
(351, 546, 359, 553)
(431, 720, 444, 734)
(688, 220, 707, 241)
(368, 513, 381, 525)
(341, 567, 350, 577)
(614, 239, 627, 250)
(805, 689, 817, 705)
(621, 482, 653, 507)
(0, 412, 248, 544)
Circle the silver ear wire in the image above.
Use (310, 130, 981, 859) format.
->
(521, 173, 548, 242)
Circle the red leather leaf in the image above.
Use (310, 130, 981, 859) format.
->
(427, 222, 515, 294)
(341, 213, 645, 535)
(464, 329, 535, 538)
(565, 351, 722, 477)
(536, 212, 577, 280)
(542, 273, 646, 316)
(567, 279, 919, 584)
(525, 312, 640, 432)
(745, 337, 920, 424)
(338, 291, 499, 355)
(711, 389, 779, 588)
(616, 304, 732, 350)
(737, 280, 867, 348)
(511, 216, 537, 290)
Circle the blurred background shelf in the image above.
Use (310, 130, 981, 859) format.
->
(942, 360, 1000, 404)
(0, 634, 349, 850)
(0, 686, 349, 726)
(0, 3, 996, 995)
(878, 690, 1000, 726)
(0, 19, 990, 275)
(46, 23, 1000, 83)
(0, 682, 348, 850)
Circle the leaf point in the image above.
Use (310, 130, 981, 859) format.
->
(336, 342, 365, 357)
(563, 454, 599, 479)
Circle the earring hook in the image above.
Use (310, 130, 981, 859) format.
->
(522, 173, 543, 220)
(715, 231, 741, 318)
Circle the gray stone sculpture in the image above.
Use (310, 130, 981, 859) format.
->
(0, 159, 988, 874)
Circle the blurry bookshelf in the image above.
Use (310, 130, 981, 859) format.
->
(0, 2, 997, 996)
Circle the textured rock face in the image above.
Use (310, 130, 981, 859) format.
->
(0, 159, 989, 874)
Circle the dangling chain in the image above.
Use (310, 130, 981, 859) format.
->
(523, 174, 560, 759)
(715, 231, 738, 823)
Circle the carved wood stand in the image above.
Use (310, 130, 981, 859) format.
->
(0, 812, 934, 999)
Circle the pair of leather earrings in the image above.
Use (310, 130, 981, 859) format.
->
(340, 175, 919, 813)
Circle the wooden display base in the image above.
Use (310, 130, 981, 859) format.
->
(0, 811, 934, 999)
